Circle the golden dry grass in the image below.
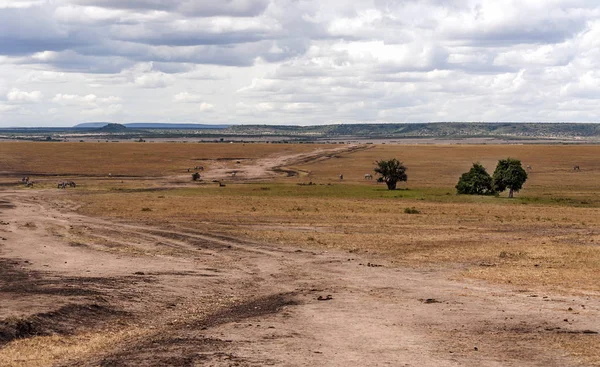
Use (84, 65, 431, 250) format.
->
(72, 182, 600, 294)
(0, 328, 148, 367)
(291, 144, 600, 194)
(0, 142, 323, 177)
(3, 141, 596, 293)
(0, 296, 238, 367)
(2, 142, 600, 365)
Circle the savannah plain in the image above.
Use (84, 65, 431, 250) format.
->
(0, 142, 599, 366)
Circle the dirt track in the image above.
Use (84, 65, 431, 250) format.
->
(1, 147, 599, 366)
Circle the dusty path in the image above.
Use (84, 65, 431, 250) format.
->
(1, 190, 598, 366)
(188, 144, 368, 182)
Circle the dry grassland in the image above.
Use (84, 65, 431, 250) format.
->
(3, 142, 598, 293)
(2, 142, 600, 365)
(0, 142, 323, 177)
(0, 297, 240, 367)
(73, 182, 600, 294)
(292, 144, 600, 194)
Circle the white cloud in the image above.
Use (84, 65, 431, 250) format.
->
(81, 103, 123, 116)
(197, 102, 214, 111)
(0, 104, 18, 112)
(172, 92, 214, 111)
(52, 93, 122, 108)
(2, 0, 600, 125)
(7, 88, 42, 103)
(52, 93, 97, 105)
(0, 0, 44, 9)
(134, 71, 173, 88)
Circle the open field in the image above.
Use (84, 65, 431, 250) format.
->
(1, 142, 599, 366)
(0, 142, 328, 177)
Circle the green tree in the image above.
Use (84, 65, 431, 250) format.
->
(374, 159, 407, 190)
(456, 163, 495, 195)
(492, 158, 528, 198)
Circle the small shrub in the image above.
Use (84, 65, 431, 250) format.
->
(404, 207, 420, 214)
(141, 207, 152, 212)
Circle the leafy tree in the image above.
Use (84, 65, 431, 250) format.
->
(492, 158, 528, 198)
(456, 163, 495, 195)
(374, 159, 407, 190)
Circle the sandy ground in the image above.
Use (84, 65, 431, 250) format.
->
(189, 144, 368, 182)
(1, 147, 599, 366)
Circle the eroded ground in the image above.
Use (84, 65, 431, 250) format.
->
(0, 143, 599, 366)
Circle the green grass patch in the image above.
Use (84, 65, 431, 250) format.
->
(84, 182, 600, 208)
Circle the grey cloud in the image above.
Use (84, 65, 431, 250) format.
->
(448, 21, 586, 46)
(0, 7, 88, 55)
(70, 0, 174, 11)
(111, 23, 271, 46)
(177, 0, 270, 17)
(71, 0, 270, 17)
(17, 50, 134, 74)
(4, 0, 600, 126)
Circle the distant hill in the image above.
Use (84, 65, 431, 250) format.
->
(74, 122, 230, 129)
(125, 123, 230, 129)
(74, 122, 112, 129)
(222, 122, 600, 139)
(96, 123, 127, 132)
(6, 122, 600, 142)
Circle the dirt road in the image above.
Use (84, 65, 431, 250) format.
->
(1, 191, 598, 366)
(195, 144, 368, 182)
(0, 145, 599, 366)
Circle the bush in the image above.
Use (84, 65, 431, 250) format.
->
(456, 163, 495, 195)
(404, 207, 420, 214)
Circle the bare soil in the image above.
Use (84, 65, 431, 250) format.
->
(0, 146, 598, 366)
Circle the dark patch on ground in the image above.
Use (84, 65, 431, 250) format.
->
(0, 172, 145, 178)
(192, 157, 248, 161)
(143, 270, 219, 278)
(145, 230, 233, 251)
(272, 168, 298, 177)
(162, 227, 261, 250)
(199, 292, 298, 328)
(0, 200, 15, 209)
(0, 258, 155, 298)
(0, 303, 128, 346)
(67, 293, 297, 367)
(69, 241, 90, 248)
(108, 188, 171, 193)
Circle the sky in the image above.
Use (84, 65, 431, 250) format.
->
(0, 0, 600, 127)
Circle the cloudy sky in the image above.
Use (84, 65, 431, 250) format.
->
(0, 0, 599, 127)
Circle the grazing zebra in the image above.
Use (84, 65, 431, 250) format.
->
(364, 173, 373, 180)
(574, 165, 580, 171)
